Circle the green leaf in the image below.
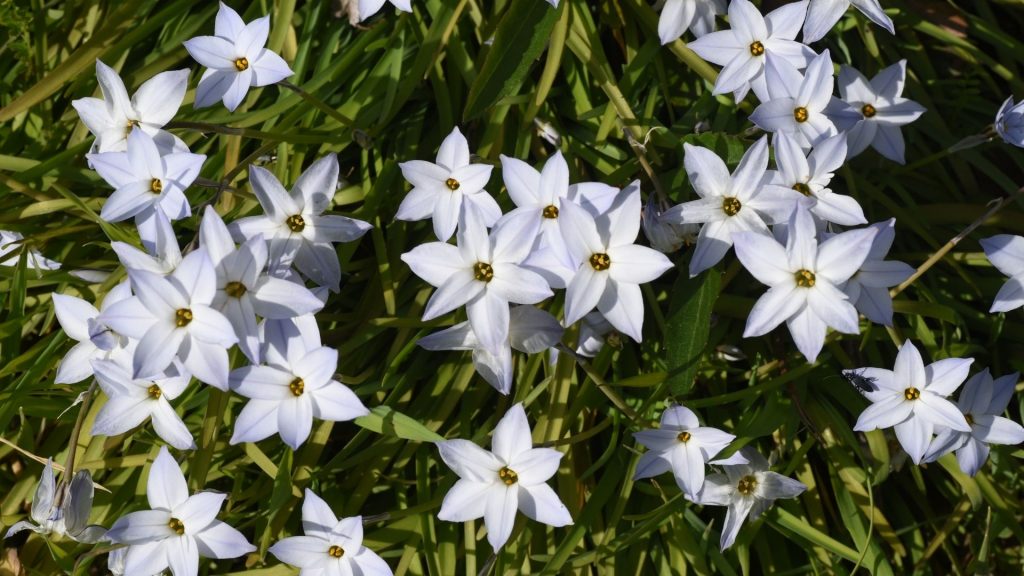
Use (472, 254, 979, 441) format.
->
(462, 1, 559, 120)
(665, 269, 720, 395)
(355, 405, 444, 443)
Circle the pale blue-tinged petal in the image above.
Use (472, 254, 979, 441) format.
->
(492, 403, 533, 462)
(437, 439, 502, 483)
(278, 395, 314, 449)
(229, 399, 280, 444)
(743, 284, 803, 337)
(484, 484, 519, 551)
(108, 510, 174, 544)
(269, 536, 328, 568)
(310, 382, 368, 422)
(893, 340, 926, 391)
(194, 519, 255, 559)
(924, 357, 973, 397)
(916, 393, 971, 432)
(437, 479, 491, 522)
(786, 304, 828, 361)
(518, 483, 572, 527)
(181, 338, 231, 390)
(720, 496, 755, 550)
(183, 35, 236, 70)
(894, 416, 933, 464)
(564, 264, 607, 326)
(597, 280, 644, 342)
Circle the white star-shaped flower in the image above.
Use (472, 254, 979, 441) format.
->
(106, 447, 256, 575)
(231, 154, 372, 292)
(995, 96, 1024, 148)
(52, 282, 133, 384)
(397, 127, 499, 241)
(358, 0, 413, 21)
(401, 204, 552, 354)
(229, 332, 368, 450)
(200, 206, 323, 363)
(98, 248, 238, 388)
(840, 218, 914, 326)
(269, 489, 393, 575)
(849, 340, 972, 464)
(664, 136, 801, 277)
(979, 234, 1024, 313)
(559, 181, 674, 341)
(87, 129, 203, 240)
(633, 405, 745, 498)
(733, 201, 876, 362)
(436, 403, 572, 551)
(692, 447, 807, 550)
(183, 2, 294, 111)
(770, 131, 865, 226)
(658, 0, 727, 44)
(802, 0, 893, 43)
(72, 59, 189, 154)
(836, 59, 926, 163)
(90, 358, 195, 450)
(751, 50, 840, 148)
(112, 209, 183, 274)
(922, 369, 1024, 476)
(418, 305, 564, 395)
(688, 0, 813, 101)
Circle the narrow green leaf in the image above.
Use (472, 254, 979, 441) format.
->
(462, 1, 559, 120)
(665, 269, 720, 395)
(355, 405, 444, 443)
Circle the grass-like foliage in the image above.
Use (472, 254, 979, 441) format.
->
(1, 0, 1023, 574)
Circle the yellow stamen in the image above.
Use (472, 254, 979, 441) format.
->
(794, 269, 816, 288)
(722, 197, 742, 216)
(289, 377, 305, 397)
(498, 466, 518, 485)
(175, 308, 193, 327)
(589, 253, 611, 271)
(473, 262, 494, 282)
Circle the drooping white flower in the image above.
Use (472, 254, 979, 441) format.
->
(230, 154, 372, 292)
(401, 204, 552, 354)
(688, 0, 813, 101)
(436, 404, 572, 551)
(0, 230, 61, 270)
(802, 0, 893, 44)
(575, 311, 619, 358)
(106, 447, 256, 576)
(183, 2, 294, 111)
(642, 194, 699, 253)
(72, 60, 189, 154)
(995, 96, 1024, 148)
(849, 340, 972, 464)
(836, 60, 926, 163)
(229, 332, 368, 450)
(200, 206, 323, 363)
(633, 405, 744, 498)
(692, 447, 807, 550)
(840, 218, 914, 326)
(750, 50, 840, 148)
(52, 282, 133, 384)
(87, 129, 203, 238)
(733, 201, 876, 362)
(269, 489, 393, 575)
(418, 305, 564, 395)
(770, 131, 865, 226)
(98, 248, 238, 388)
(559, 182, 674, 341)
(358, 0, 413, 21)
(980, 234, 1024, 313)
(663, 136, 801, 277)
(397, 127, 499, 242)
(658, 0, 727, 44)
(4, 460, 106, 543)
(90, 358, 195, 450)
(922, 369, 1024, 476)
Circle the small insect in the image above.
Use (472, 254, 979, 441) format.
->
(843, 368, 877, 395)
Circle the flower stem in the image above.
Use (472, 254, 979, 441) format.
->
(62, 380, 97, 481)
(892, 185, 1024, 296)
(278, 80, 355, 128)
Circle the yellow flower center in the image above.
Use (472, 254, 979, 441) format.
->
(792, 182, 812, 196)
(861, 103, 877, 118)
(175, 308, 193, 327)
(794, 107, 809, 123)
(328, 545, 345, 558)
(542, 204, 559, 219)
(965, 413, 974, 426)
(589, 253, 611, 271)
(473, 262, 494, 282)
(289, 377, 305, 397)
(286, 214, 306, 233)
(722, 197, 742, 217)
(498, 466, 519, 485)
(150, 178, 163, 193)
(677, 431, 691, 443)
(147, 384, 162, 399)
(794, 269, 816, 288)
(749, 41, 765, 56)
(168, 517, 185, 535)
(445, 177, 460, 191)
(903, 387, 921, 401)
(225, 281, 247, 298)
(234, 57, 249, 71)
(125, 119, 140, 136)
(737, 475, 758, 496)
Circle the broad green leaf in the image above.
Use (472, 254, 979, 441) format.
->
(665, 268, 720, 395)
